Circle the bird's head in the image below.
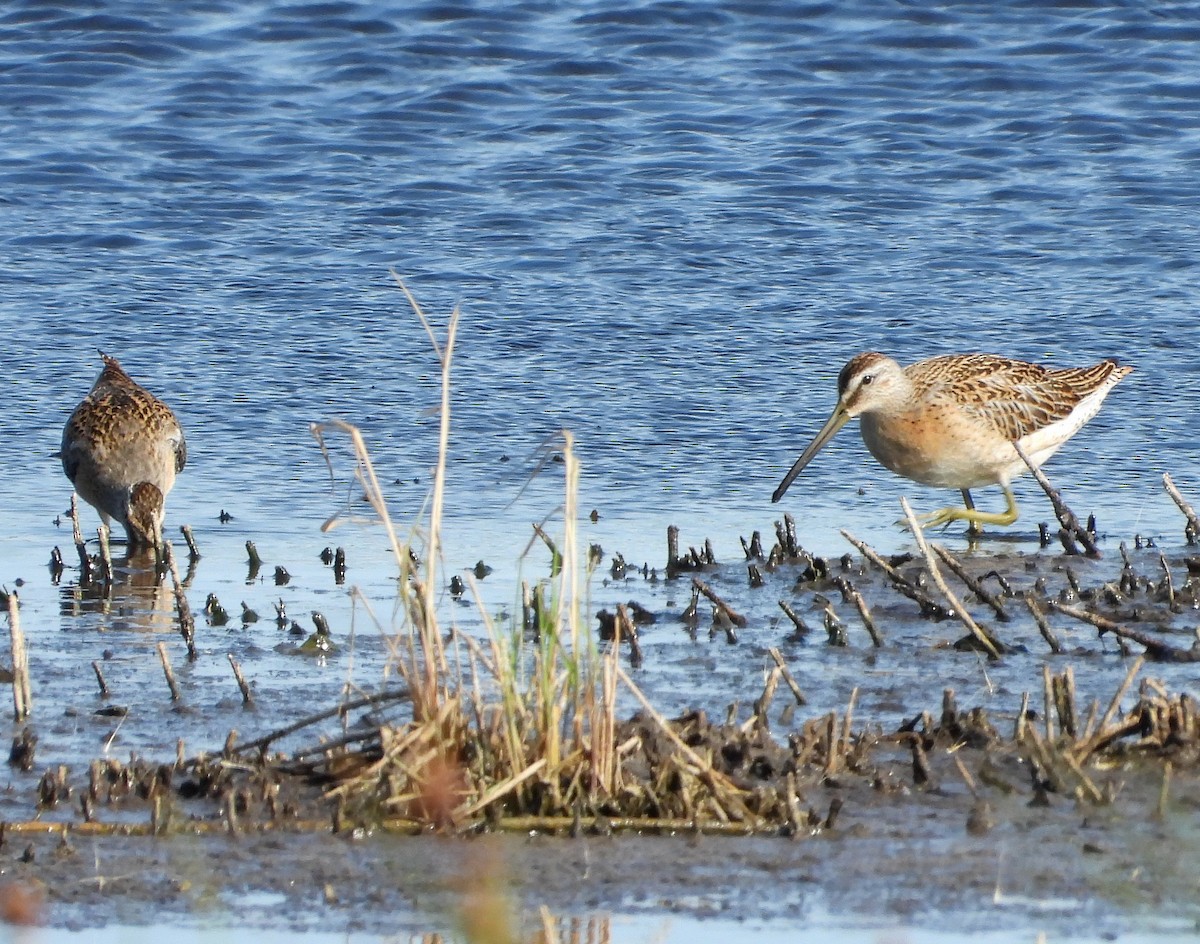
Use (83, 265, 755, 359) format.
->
(835, 352, 910, 418)
(125, 481, 165, 552)
(771, 351, 909, 503)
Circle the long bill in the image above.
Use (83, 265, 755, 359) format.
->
(771, 404, 851, 503)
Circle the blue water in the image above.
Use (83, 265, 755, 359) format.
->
(5, 0, 1198, 558)
(3, 1, 1200, 937)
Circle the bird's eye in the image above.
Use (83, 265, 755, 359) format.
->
(861, 374, 873, 386)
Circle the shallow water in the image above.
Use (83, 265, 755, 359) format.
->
(30, 920, 1200, 944)
(31, 917, 1200, 944)
(3, 0, 1200, 937)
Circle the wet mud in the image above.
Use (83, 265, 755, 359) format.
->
(4, 495, 1200, 938)
(7, 736, 1200, 938)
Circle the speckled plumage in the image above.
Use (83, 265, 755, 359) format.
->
(61, 354, 187, 551)
(774, 351, 1132, 529)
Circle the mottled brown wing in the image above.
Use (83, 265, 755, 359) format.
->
(62, 376, 183, 473)
(60, 395, 114, 484)
(910, 354, 1120, 443)
(59, 418, 84, 484)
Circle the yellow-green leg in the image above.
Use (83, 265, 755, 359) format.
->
(918, 485, 1019, 530)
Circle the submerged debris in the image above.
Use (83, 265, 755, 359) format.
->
(27, 442, 1200, 853)
(7, 660, 1194, 841)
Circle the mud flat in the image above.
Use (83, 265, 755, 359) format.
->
(6, 476, 1200, 941)
(7, 322, 1200, 939)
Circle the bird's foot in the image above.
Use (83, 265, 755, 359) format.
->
(898, 486, 1020, 534)
(900, 504, 1019, 532)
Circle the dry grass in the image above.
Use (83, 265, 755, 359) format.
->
(304, 279, 749, 831)
(292, 286, 1200, 838)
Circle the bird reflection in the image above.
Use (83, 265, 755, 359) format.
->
(58, 548, 193, 634)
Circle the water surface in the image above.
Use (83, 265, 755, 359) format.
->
(2, 0, 1199, 938)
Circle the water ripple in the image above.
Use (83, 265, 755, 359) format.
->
(0, 0, 1196, 561)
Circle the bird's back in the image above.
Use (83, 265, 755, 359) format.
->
(61, 356, 186, 521)
(906, 354, 1131, 446)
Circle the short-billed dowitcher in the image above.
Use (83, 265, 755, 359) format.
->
(771, 352, 1132, 529)
(61, 353, 187, 552)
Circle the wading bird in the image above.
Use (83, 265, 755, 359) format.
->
(771, 352, 1131, 530)
(61, 353, 187, 553)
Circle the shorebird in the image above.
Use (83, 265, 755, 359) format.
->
(771, 352, 1132, 529)
(61, 353, 187, 552)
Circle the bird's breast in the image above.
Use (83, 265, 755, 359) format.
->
(859, 408, 1013, 489)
